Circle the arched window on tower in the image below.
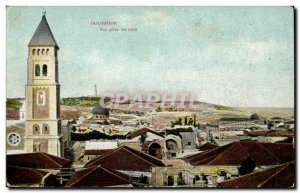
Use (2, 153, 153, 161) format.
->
(37, 49, 40, 55)
(46, 49, 49, 55)
(35, 64, 40, 76)
(33, 124, 40, 135)
(42, 49, 45, 55)
(42, 64, 47, 76)
(42, 124, 50, 134)
(32, 49, 36, 55)
(33, 143, 41, 152)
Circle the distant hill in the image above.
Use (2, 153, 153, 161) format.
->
(237, 107, 294, 120)
(8, 96, 293, 124)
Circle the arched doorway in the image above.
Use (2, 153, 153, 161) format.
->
(149, 143, 162, 159)
(166, 139, 179, 158)
(177, 170, 193, 186)
(217, 170, 228, 183)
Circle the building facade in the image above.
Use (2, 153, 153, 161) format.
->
(24, 14, 62, 157)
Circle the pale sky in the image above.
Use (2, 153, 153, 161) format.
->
(6, 6, 294, 108)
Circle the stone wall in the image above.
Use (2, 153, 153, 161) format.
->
(151, 165, 239, 187)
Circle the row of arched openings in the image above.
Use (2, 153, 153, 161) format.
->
(33, 124, 50, 134)
(35, 64, 47, 76)
(32, 48, 49, 56)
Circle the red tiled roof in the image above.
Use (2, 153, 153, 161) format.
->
(7, 166, 49, 185)
(7, 152, 71, 170)
(85, 146, 165, 172)
(6, 111, 20, 120)
(126, 128, 164, 139)
(198, 142, 218, 151)
(65, 166, 130, 187)
(259, 143, 295, 163)
(184, 141, 295, 166)
(84, 149, 113, 156)
(218, 161, 295, 188)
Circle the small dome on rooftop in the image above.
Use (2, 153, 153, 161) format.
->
(92, 105, 109, 116)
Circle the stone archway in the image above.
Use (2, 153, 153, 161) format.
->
(175, 170, 194, 187)
(216, 170, 229, 183)
(166, 139, 180, 158)
(149, 143, 162, 159)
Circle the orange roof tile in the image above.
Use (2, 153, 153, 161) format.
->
(218, 161, 295, 188)
(7, 166, 50, 185)
(65, 166, 130, 187)
(184, 141, 294, 166)
(198, 142, 218, 151)
(85, 146, 165, 172)
(7, 152, 71, 169)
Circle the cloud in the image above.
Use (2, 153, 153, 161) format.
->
(112, 15, 133, 27)
(140, 11, 174, 29)
(6, 7, 22, 30)
(191, 19, 221, 42)
(51, 35, 294, 107)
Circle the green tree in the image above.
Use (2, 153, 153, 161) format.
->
(268, 121, 274, 130)
(238, 156, 256, 176)
(250, 113, 260, 120)
(139, 133, 147, 145)
(188, 117, 193, 125)
(184, 116, 188, 125)
(178, 117, 183, 125)
(156, 106, 162, 112)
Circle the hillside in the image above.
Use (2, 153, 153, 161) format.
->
(59, 97, 294, 126)
(7, 97, 293, 125)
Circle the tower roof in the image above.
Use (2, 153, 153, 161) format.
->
(28, 14, 59, 48)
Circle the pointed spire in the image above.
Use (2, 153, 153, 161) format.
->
(28, 12, 59, 48)
(42, 8, 46, 16)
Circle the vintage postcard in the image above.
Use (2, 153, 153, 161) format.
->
(6, 6, 295, 188)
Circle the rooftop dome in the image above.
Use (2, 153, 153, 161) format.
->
(92, 105, 109, 116)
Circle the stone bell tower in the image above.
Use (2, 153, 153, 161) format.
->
(24, 13, 62, 157)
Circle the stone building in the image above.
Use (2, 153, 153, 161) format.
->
(6, 125, 25, 155)
(151, 141, 295, 187)
(84, 105, 110, 124)
(218, 161, 295, 188)
(84, 146, 166, 184)
(65, 165, 133, 187)
(7, 152, 71, 187)
(24, 14, 63, 157)
(151, 165, 238, 187)
(166, 125, 198, 151)
(19, 100, 26, 121)
(165, 134, 182, 159)
(126, 128, 166, 159)
(219, 117, 255, 130)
